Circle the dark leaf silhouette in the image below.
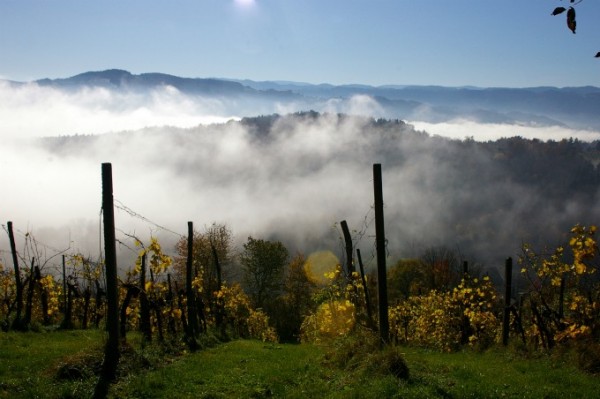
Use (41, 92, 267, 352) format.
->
(567, 7, 576, 34)
(595, 52, 600, 58)
(552, 7, 566, 16)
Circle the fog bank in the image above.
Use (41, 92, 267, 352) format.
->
(2, 83, 600, 276)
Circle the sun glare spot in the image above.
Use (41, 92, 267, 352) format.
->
(304, 251, 339, 285)
(234, 0, 256, 8)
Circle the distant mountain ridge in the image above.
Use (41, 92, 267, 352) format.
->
(5, 69, 600, 130)
(35, 69, 255, 95)
(233, 78, 600, 129)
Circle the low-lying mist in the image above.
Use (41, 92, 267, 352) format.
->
(2, 82, 600, 277)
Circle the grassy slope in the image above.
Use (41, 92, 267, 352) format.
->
(116, 343, 599, 399)
(1, 331, 598, 399)
(401, 347, 598, 399)
(0, 330, 104, 398)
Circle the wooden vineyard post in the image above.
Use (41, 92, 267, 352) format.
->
(373, 164, 389, 345)
(7, 221, 24, 330)
(94, 163, 120, 399)
(502, 257, 513, 346)
(62, 255, 67, 315)
(186, 221, 199, 350)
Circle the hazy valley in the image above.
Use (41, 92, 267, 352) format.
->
(2, 70, 600, 277)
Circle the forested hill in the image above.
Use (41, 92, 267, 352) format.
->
(41, 112, 600, 269)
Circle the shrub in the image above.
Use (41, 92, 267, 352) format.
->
(389, 276, 500, 351)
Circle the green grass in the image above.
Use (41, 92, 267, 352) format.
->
(111, 341, 330, 399)
(0, 329, 104, 398)
(1, 330, 599, 398)
(400, 347, 599, 398)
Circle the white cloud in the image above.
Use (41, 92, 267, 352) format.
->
(409, 119, 600, 142)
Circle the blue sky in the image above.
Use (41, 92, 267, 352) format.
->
(1, 0, 599, 87)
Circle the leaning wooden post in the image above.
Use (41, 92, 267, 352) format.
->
(373, 164, 389, 345)
(340, 220, 355, 276)
(7, 221, 24, 330)
(502, 257, 513, 346)
(186, 221, 199, 349)
(93, 163, 120, 399)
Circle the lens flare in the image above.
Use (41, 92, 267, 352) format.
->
(304, 251, 339, 285)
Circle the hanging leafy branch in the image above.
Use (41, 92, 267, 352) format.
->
(550, 0, 599, 57)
